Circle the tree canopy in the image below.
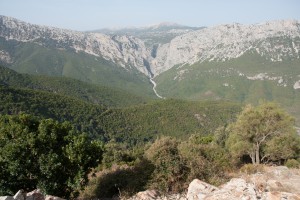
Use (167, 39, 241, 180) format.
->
(226, 102, 300, 165)
(0, 114, 103, 198)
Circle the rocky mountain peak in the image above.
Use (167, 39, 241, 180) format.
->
(0, 15, 152, 75)
(151, 19, 300, 76)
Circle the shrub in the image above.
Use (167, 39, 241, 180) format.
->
(285, 159, 300, 168)
(240, 164, 265, 174)
(80, 159, 154, 199)
(179, 135, 231, 186)
(145, 137, 188, 193)
(101, 140, 136, 168)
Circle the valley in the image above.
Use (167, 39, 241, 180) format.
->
(0, 14, 300, 199)
(1, 15, 299, 124)
(150, 77, 164, 99)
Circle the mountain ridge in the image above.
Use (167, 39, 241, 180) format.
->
(1, 15, 299, 78)
(151, 19, 300, 76)
(1, 16, 300, 120)
(0, 15, 152, 75)
(91, 21, 197, 32)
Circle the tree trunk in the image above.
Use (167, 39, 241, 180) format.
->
(250, 152, 255, 164)
(255, 143, 260, 164)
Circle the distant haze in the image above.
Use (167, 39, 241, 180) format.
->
(0, 0, 299, 31)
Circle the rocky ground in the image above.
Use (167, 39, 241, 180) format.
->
(1, 166, 299, 200)
(126, 166, 300, 200)
(0, 189, 65, 200)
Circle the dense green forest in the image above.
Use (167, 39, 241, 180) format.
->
(0, 66, 241, 143)
(100, 99, 240, 145)
(0, 66, 150, 108)
(0, 86, 107, 139)
(0, 84, 240, 143)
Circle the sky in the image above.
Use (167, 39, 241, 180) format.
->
(0, 0, 300, 31)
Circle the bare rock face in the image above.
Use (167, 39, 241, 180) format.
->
(98, 20, 300, 78)
(0, 15, 152, 76)
(152, 20, 300, 76)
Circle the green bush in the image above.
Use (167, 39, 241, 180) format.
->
(240, 164, 265, 174)
(144, 135, 231, 192)
(80, 159, 154, 199)
(145, 137, 188, 193)
(101, 140, 136, 168)
(285, 159, 300, 168)
(0, 114, 103, 198)
(179, 135, 231, 186)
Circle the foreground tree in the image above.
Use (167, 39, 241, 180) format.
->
(226, 102, 300, 165)
(0, 114, 103, 198)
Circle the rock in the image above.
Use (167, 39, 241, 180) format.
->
(133, 190, 160, 200)
(264, 191, 300, 200)
(266, 179, 285, 192)
(44, 195, 65, 200)
(0, 189, 66, 200)
(186, 179, 219, 200)
(186, 178, 258, 200)
(13, 190, 25, 200)
(0, 16, 152, 76)
(126, 191, 187, 200)
(0, 197, 14, 200)
(26, 189, 44, 200)
(153, 20, 300, 75)
(204, 178, 257, 200)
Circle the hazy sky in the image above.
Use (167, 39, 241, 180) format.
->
(0, 0, 299, 31)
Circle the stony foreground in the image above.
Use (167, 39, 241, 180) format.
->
(126, 166, 300, 200)
(0, 189, 65, 200)
(1, 166, 299, 200)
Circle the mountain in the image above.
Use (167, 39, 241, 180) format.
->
(151, 20, 300, 75)
(0, 15, 152, 73)
(1, 16, 299, 77)
(0, 15, 155, 97)
(151, 20, 300, 124)
(92, 22, 202, 48)
(1, 15, 300, 123)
